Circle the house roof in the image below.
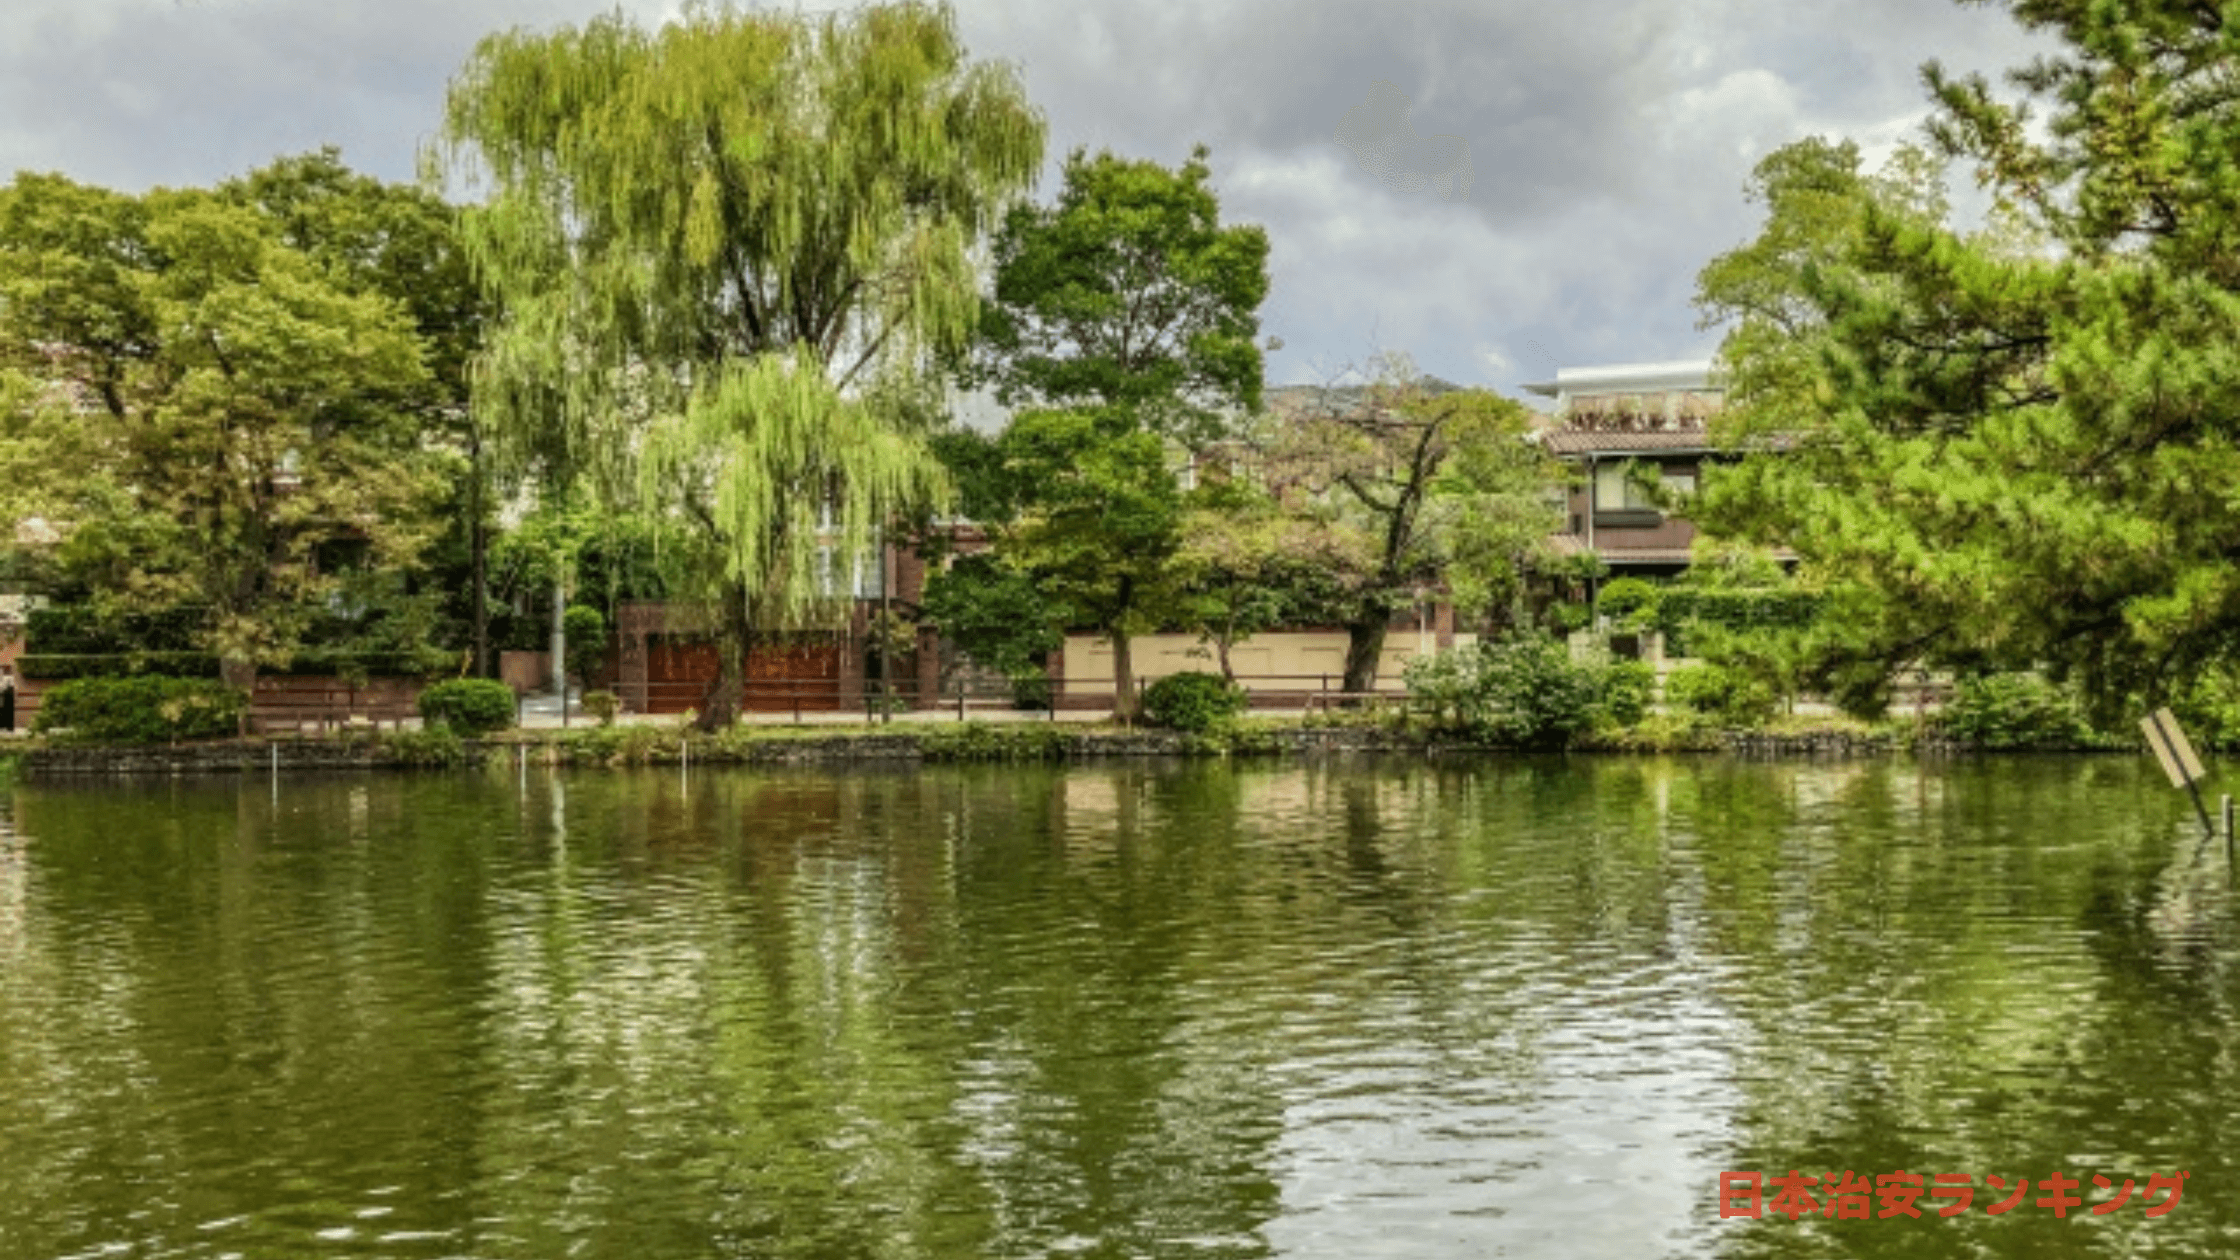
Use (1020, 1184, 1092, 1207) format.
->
(1541, 429, 1719, 456)
(1520, 359, 1718, 399)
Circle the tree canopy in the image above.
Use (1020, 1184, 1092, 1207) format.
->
(1257, 356, 1559, 693)
(0, 164, 444, 686)
(963, 144, 1270, 443)
(1693, 0, 2240, 712)
(933, 145, 1268, 717)
(436, 0, 1044, 725)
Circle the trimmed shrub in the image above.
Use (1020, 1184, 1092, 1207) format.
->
(1937, 672, 2092, 749)
(418, 678, 517, 737)
(33, 676, 246, 743)
(1404, 635, 1606, 749)
(1143, 670, 1248, 733)
(1598, 577, 1661, 628)
(1662, 662, 1779, 727)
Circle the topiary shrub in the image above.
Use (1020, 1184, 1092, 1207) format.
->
(1937, 671, 2092, 749)
(1662, 662, 1778, 727)
(1598, 577, 1661, 630)
(1143, 670, 1247, 733)
(33, 675, 247, 743)
(417, 678, 517, 737)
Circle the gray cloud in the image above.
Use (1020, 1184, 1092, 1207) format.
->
(0, 0, 2057, 397)
(1333, 80, 1472, 202)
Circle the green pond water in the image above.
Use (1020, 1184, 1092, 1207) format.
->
(0, 756, 2232, 1259)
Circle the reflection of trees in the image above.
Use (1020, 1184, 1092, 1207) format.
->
(8, 757, 2238, 1259)
(1683, 758, 2239, 1260)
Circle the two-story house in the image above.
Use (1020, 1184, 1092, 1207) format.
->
(1523, 360, 1726, 580)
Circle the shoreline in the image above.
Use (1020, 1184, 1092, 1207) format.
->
(2, 717, 2132, 777)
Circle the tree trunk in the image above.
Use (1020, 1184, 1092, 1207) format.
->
(1110, 627, 1139, 722)
(700, 583, 750, 732)
(469, 433, 489, 679)
(220, 654, 257, 737)
(1342, 616, 1387, 696)
(551, 580, 568, 727)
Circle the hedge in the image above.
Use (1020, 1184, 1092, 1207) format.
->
(1657, 588, 1824, 655)
(25, 606, 204, 654)
(17, 648, 452, 681)
(418, 678, 518, 736)
(18, 652, 221, 680)
(32, 676, 247, 743)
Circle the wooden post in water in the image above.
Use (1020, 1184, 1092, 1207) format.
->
(2224, 793, 2234, 865)
(2142, 707, 2215, 836)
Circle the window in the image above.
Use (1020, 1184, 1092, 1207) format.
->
(815, 542, 886, 598)
(1593, 463, 1695, 515)
(1593, 463, 1658, 512)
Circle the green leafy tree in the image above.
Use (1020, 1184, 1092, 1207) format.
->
(224, 150, 496, 673)
(1261, 355, 1561, 693)
(1171, 478, 1342, 681)
(0, 171, 441, 692)
(991, 408, 1188, 718)
(918, 552, 1065, 686)
(437, 1, 1044, 728)
(965, 145, 1269, 442)
(961, 145, 1270, 717)
(562, 605, 607, 695)
(1696, 0, 2240, 714)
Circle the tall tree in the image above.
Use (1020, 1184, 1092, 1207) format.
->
(436, 0, 1044, 727)
(0, 172, 441, 690)
(1695, 0, 2240, 712)
(224, 149, 495, 674)
(955, 145, 1269, 716)
(1260, 356, 1560, 693)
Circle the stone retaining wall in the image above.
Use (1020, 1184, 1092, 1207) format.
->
(18, 723, 2041, 778)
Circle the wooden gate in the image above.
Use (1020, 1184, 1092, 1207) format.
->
(643, 636, 843, 714)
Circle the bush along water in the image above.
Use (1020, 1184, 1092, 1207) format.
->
(1935, 671, 2113, 750)
(1403, 634, 1628, 750)
(417, 678, 518, 737)
(1662, 662, 1780, 728)
(32, 675, 247, 743)
(1143, 671, 1247, 733)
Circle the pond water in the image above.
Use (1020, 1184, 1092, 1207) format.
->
(0, 757, 2232, 1259)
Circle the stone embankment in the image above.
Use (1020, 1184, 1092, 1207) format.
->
(11, 721, 2062, 777)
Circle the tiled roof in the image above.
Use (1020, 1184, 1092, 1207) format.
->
(1596, 547, 1698, 565)
(1539, 428, 1795, 456)
(1541, 428, 1717, 455)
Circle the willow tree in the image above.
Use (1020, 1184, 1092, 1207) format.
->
(435, 1, 1044, 726)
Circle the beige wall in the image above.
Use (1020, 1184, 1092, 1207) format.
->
(1061, 629, 1477, 696)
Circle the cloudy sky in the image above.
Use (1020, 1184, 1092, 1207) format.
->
(0, 0, 2053, 397)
